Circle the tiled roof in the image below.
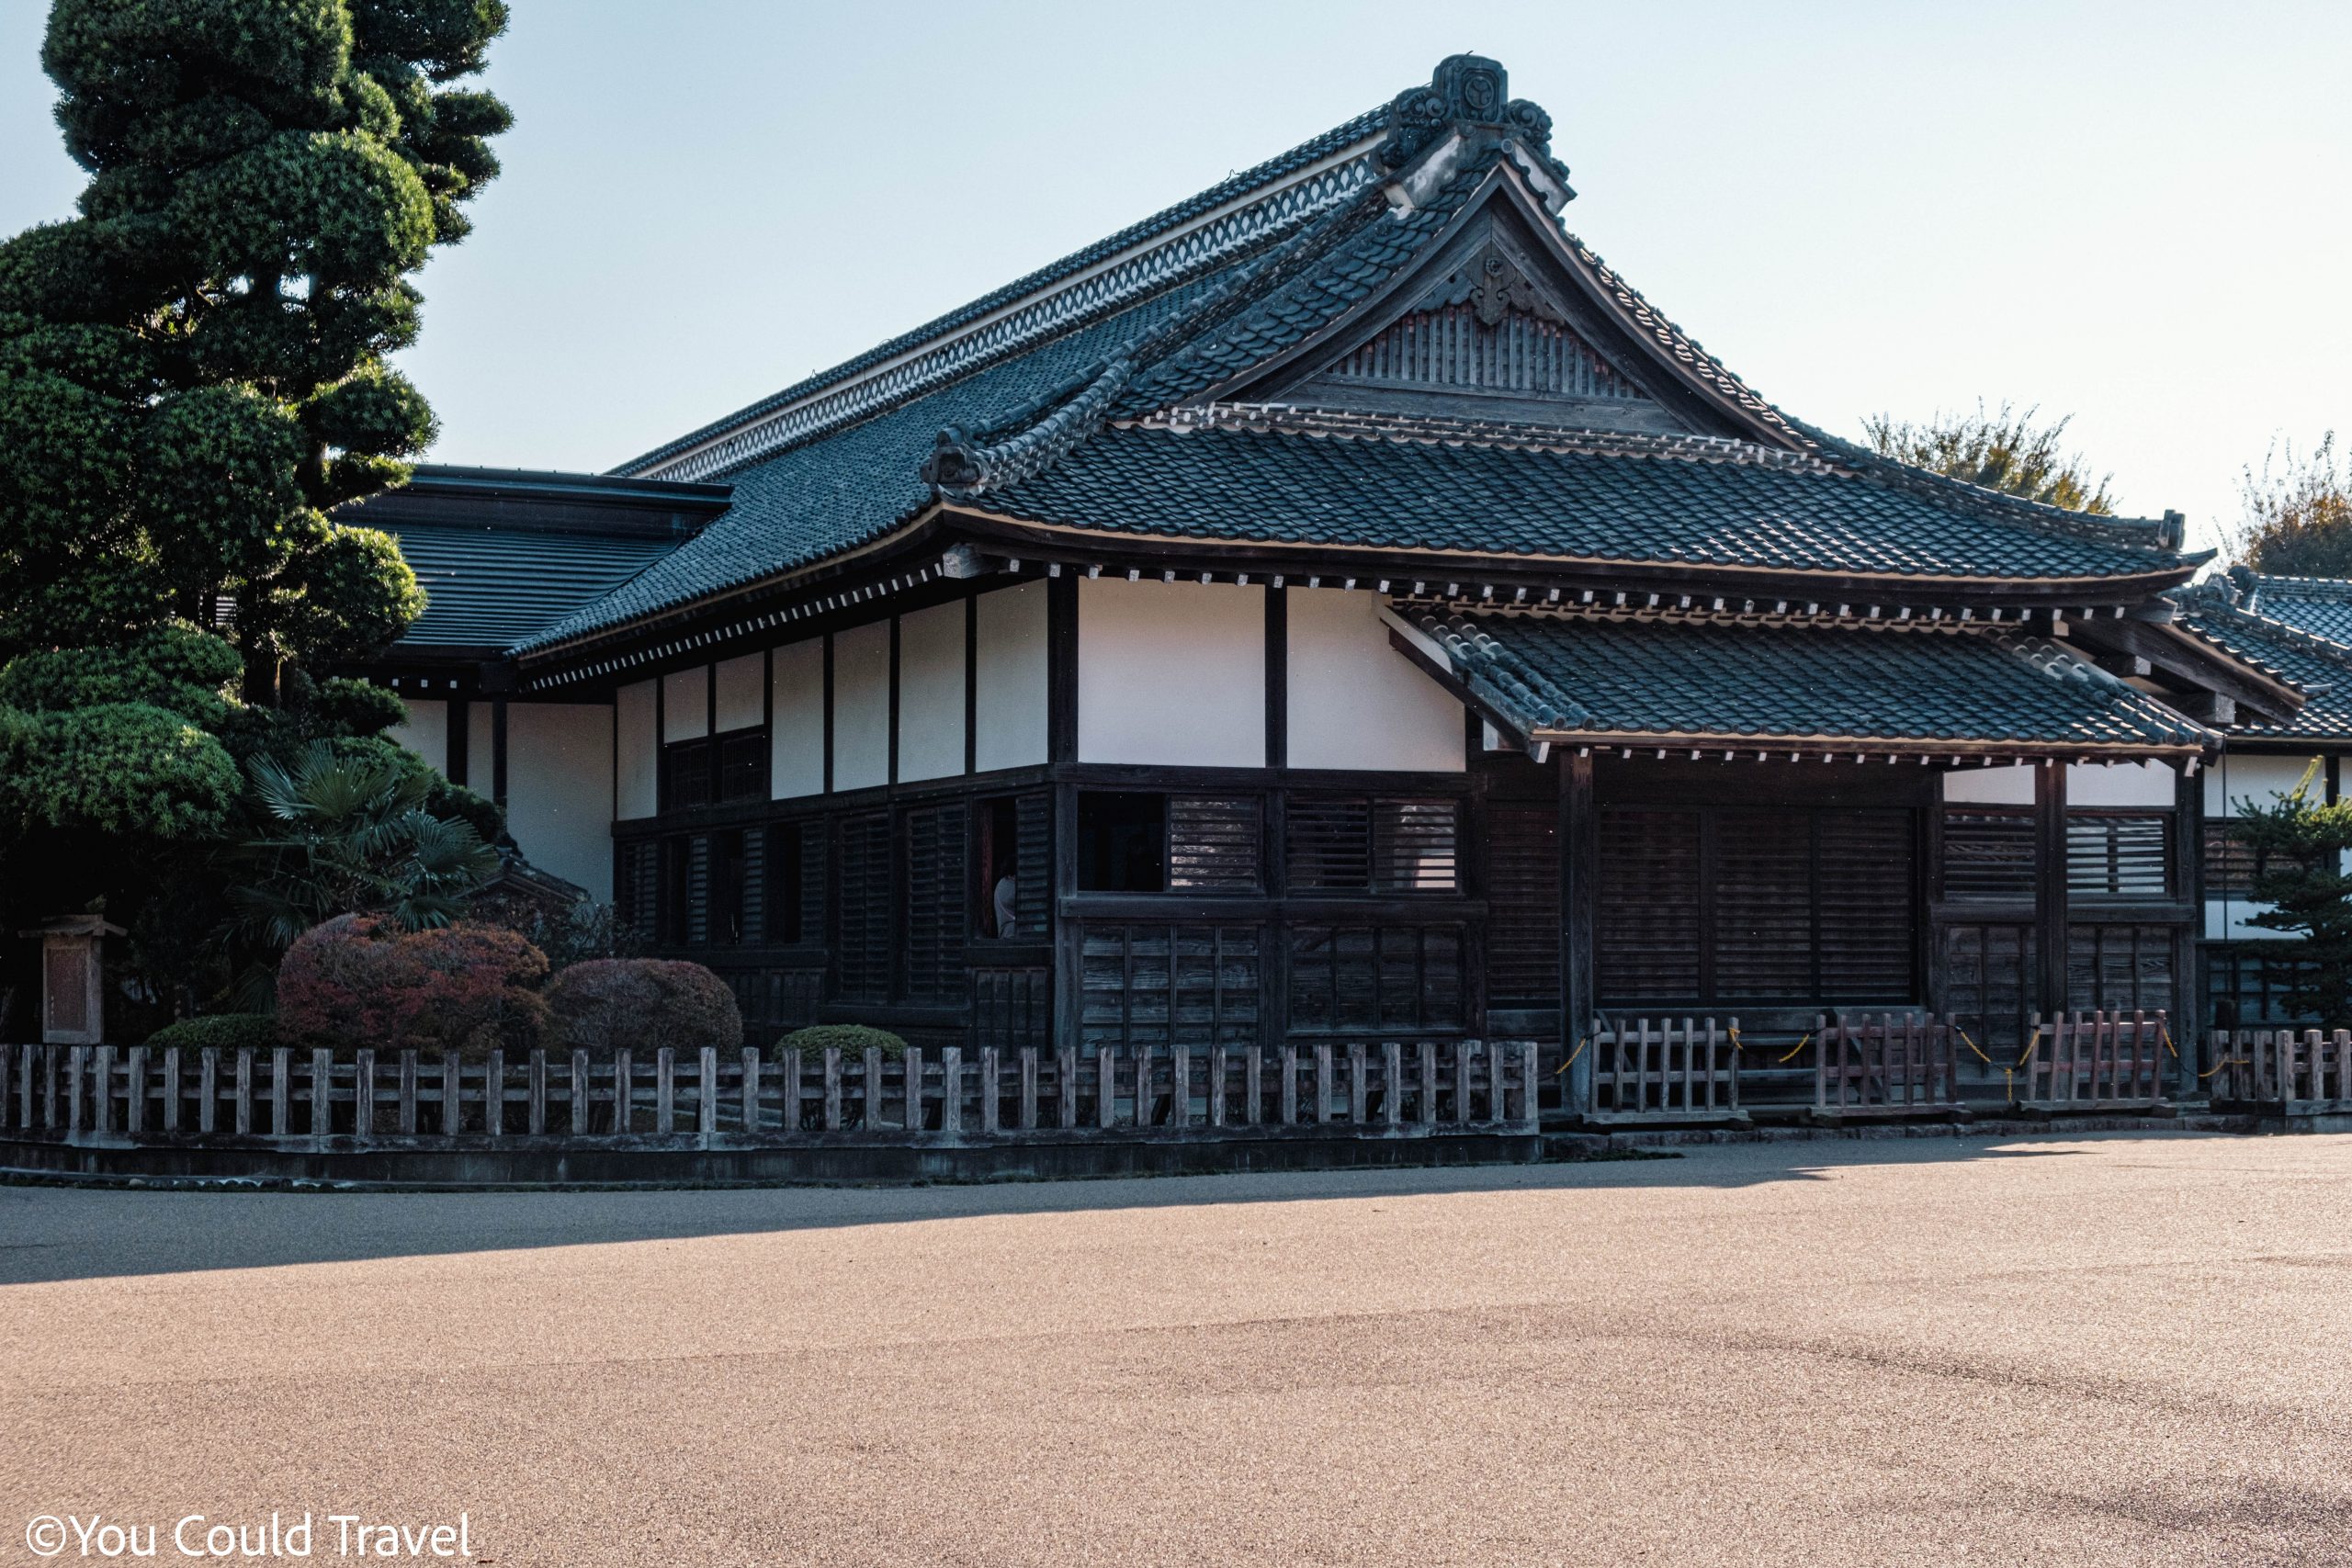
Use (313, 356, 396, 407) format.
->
(952, 407, 2190, 583)
(1409, 609, 2213, 755)
(2233, 572, 2352, 647)
(391, 522, 683, 649)
(2170, 578, 2352, 741)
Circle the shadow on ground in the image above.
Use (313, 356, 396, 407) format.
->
(0, 1132, 2210, 1287)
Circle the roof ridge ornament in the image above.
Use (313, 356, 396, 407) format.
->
(1378, 55, 1573, 211)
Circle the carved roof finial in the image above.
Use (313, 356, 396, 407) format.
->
(1378, 55, 1571, 201)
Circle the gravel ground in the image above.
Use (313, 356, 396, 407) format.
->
(3, 1133, 2348, 1566)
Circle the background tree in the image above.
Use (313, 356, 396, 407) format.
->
(2225, 432, 2351, 577)
(0, 0, 511, 693)
(1862, 400, 2115, 513)
(2233, 778, 2352, 1028)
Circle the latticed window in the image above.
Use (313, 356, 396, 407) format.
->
(1285, 796, 1459, 893)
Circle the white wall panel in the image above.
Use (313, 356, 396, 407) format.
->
(832, 620, 892, 791)
(771, 638, 825, 799)
(898, 599, 967, 783)
(390, 697, 447, 773)
(662, 666, 708, 742)
(975, 582, 1048, 772)
(714, 652, 764, 732)
(1079, 577, 1263, 768)
(1941, 764, 2035, 805)
(504, 703, 615, 899)
(2205, 752, 2321, 815)
(2067, 759, 2178, 807)
(615, 680, 658, 820)
(1287, 589, 1463, 773)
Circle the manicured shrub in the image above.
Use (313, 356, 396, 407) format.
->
(277, 914, 548, 1055)
(145, 1013, 277, 1053)
(545, 959, 741, 1053)
(779, 1024, 908, 1060)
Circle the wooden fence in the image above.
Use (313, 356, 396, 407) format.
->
(1814, 1012, 1965, 1120)
(2017, 1010, 2170, 1111)
(1586, 1017, 1743, 1123)
(2207, 1028, 2352, 1111)
(0, 1038, 1539, 1147)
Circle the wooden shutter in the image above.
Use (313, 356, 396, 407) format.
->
(2067, 923, 2175, 1015)
(1374, 798, 1458, 892)
(1286, 796, 1373, 890)
(1485, 804, 1560, 1008)
(2067, 813, 2171, 897)
(1288, 923, 1465, 1033)
(1170, 796, 1261, 890)
(1014, 791, 1052, 934)
(835, 813, 892, 1002)
(1943, 922, 2033, 1052)
(1712, 811, 1815, 1000)
(616, 840, 658, 941)
(1816, 811, 1915, 1001)
(1941, 809, 2036, 899)
(902, 803, 967, 1002)
(1597, 808, 1701, 1000)
(1079, 924, 1260, 1048)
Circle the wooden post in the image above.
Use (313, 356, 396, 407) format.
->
(232, 1047, 253, 1136)
(979, 1046, 1000, 1134)
(530, 1049, 550, 1136)
(1208, 1044, 1227, 1128)
(67, 1045, 86, 1134)
(1281, 1043, 1298, 1126)
(573, 1049, 592, 1137)
(1019, 1046, 1039, 1130)
(1384, 1042, 1403, 1128)
(656, 1046, 675, 1134)
(1170, 1043, 1189, 1130)
(743, 1046, 763, 1134)
(1057, 1044, 1077, 1130)
(345, 1046, 370, 1139)
(1095, 1044, 1114, 1130)
(1560, 750, 1599, 1117)
(162, 1045, 180, 1134)
(125, 1045, 146, 1135)
(863, 1045, 882, 1132)
(1349, 1043, 1368, 1125)
(268, 1045, 288, 1136)
(485, 1049, 504, 1138)
(91, 1044, 114, 1135)
(1315, 1043, 1334, 1126)
(2034, 761, 2070, 1020)
(1245, 1044, 1263, 1126)
(1455, 1039, 1473, 1125)
(941, 1045, 963, 1135)
(611, 1048, 630, 1136)
(198, 1046, 218, 1134)
(395, 1049, 415, 1136)
(823, 1047, 844, 1131)
(900, 1046, 920, 1134)
(699, 1046, 718, 1144)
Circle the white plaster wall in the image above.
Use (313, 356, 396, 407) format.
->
(2067, 759, 2179, 807)
(714, 652, 764, 732)
(2205, 752, 2322, 815)
(975, 582, 1048, 772)
(615, 680, 659, 821)
(1288, 590, 1464, 772)
(898, 599, 967, 783)
(1079, 577, 1263, 768)
(504, 703, 615, 900)
(771, 637, 825, 799)
(832, 620, 892, 790)
(1941, 763, 2035, 806)
(662, 666, 709, 742)
(389, 697, 447, 773)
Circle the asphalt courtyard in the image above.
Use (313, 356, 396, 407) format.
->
(4, 1134, 2349, 1567)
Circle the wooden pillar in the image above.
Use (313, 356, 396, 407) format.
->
(1559, 750, 1598, 1116)
(1048, 573, 1080, 1055)
(2034, 761, 2070, 1019)
(2175, 759, 2205, 1098)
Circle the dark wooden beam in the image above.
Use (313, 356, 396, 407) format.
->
(2034, 761, 2069, 1020)
(1559, 750, 1597, 1119)
(1264, 585, 1288, 771)
(2065, 618, 2301, 724)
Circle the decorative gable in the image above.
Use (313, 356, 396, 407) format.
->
(1322, 245, 1649, 405)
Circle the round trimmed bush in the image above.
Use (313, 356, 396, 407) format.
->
(544, 959, 741, 1053)
(277, 914, 549, 1055)
(145, 1013, 277, 1052)
(779, 1024, 907, 1059)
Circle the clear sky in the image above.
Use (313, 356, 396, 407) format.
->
(4, 2, 2346, 553)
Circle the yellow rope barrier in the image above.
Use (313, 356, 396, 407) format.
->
(2200, 1055, 2247, 1081)
(1554, 1036, 1591, 1077)
(1776, 1032, 1812, 1065)
(1956, 1028, 1994, 1066)
(2160, 1022, 2178, 1060)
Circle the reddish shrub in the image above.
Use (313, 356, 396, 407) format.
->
(279, 915, 549, 1054)
(544, 959, 742, 1053)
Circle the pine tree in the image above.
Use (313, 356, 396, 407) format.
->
(0, 0, 512, 697)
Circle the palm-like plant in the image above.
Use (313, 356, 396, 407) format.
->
(229, 742, 503, 955)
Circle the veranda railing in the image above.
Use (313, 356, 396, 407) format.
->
(0, 1038, 1540, 1147)
(2206, 1028, 2352, 1111)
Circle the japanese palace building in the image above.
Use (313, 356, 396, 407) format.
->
(353, 54, 2330, 1112)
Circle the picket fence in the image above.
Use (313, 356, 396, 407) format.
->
(0, 1038, 1541, 1147)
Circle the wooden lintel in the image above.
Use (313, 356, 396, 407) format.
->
(2066, 618, 2301, 724)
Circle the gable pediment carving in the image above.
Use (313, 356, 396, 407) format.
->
(1414, 244, 1565, 328)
